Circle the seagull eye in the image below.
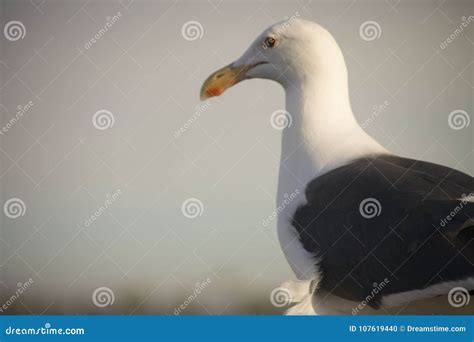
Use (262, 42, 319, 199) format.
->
(263, 37, 276, 49)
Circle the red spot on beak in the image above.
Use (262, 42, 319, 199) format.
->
(207, 88, 223, 97)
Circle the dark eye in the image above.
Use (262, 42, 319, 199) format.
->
(263, 37, 276, 49)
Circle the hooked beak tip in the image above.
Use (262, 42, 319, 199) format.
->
(199, 61, 268, 101)
(199, 63, 246, 101)
(200, 87, 223, 101)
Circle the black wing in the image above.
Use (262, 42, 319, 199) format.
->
(292, 154, 474, 308)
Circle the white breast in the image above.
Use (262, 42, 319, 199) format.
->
(277, 209, 320, 281)
(276, 162, 321, 281)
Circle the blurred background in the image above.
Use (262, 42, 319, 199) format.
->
(0, 0, 472, 314)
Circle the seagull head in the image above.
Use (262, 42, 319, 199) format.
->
(200, 18, 347, 100)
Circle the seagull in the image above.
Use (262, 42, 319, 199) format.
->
(200, 19, 473, 315)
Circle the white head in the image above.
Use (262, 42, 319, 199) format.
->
(200, 19, 349, 99)
(201, 18, 386, 179)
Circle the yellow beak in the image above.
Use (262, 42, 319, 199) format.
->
(200, 63, 249, 100)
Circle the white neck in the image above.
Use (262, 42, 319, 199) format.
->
(279, 70, 387, 186)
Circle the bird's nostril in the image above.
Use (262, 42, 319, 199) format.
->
(215, 73, 224, 79)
